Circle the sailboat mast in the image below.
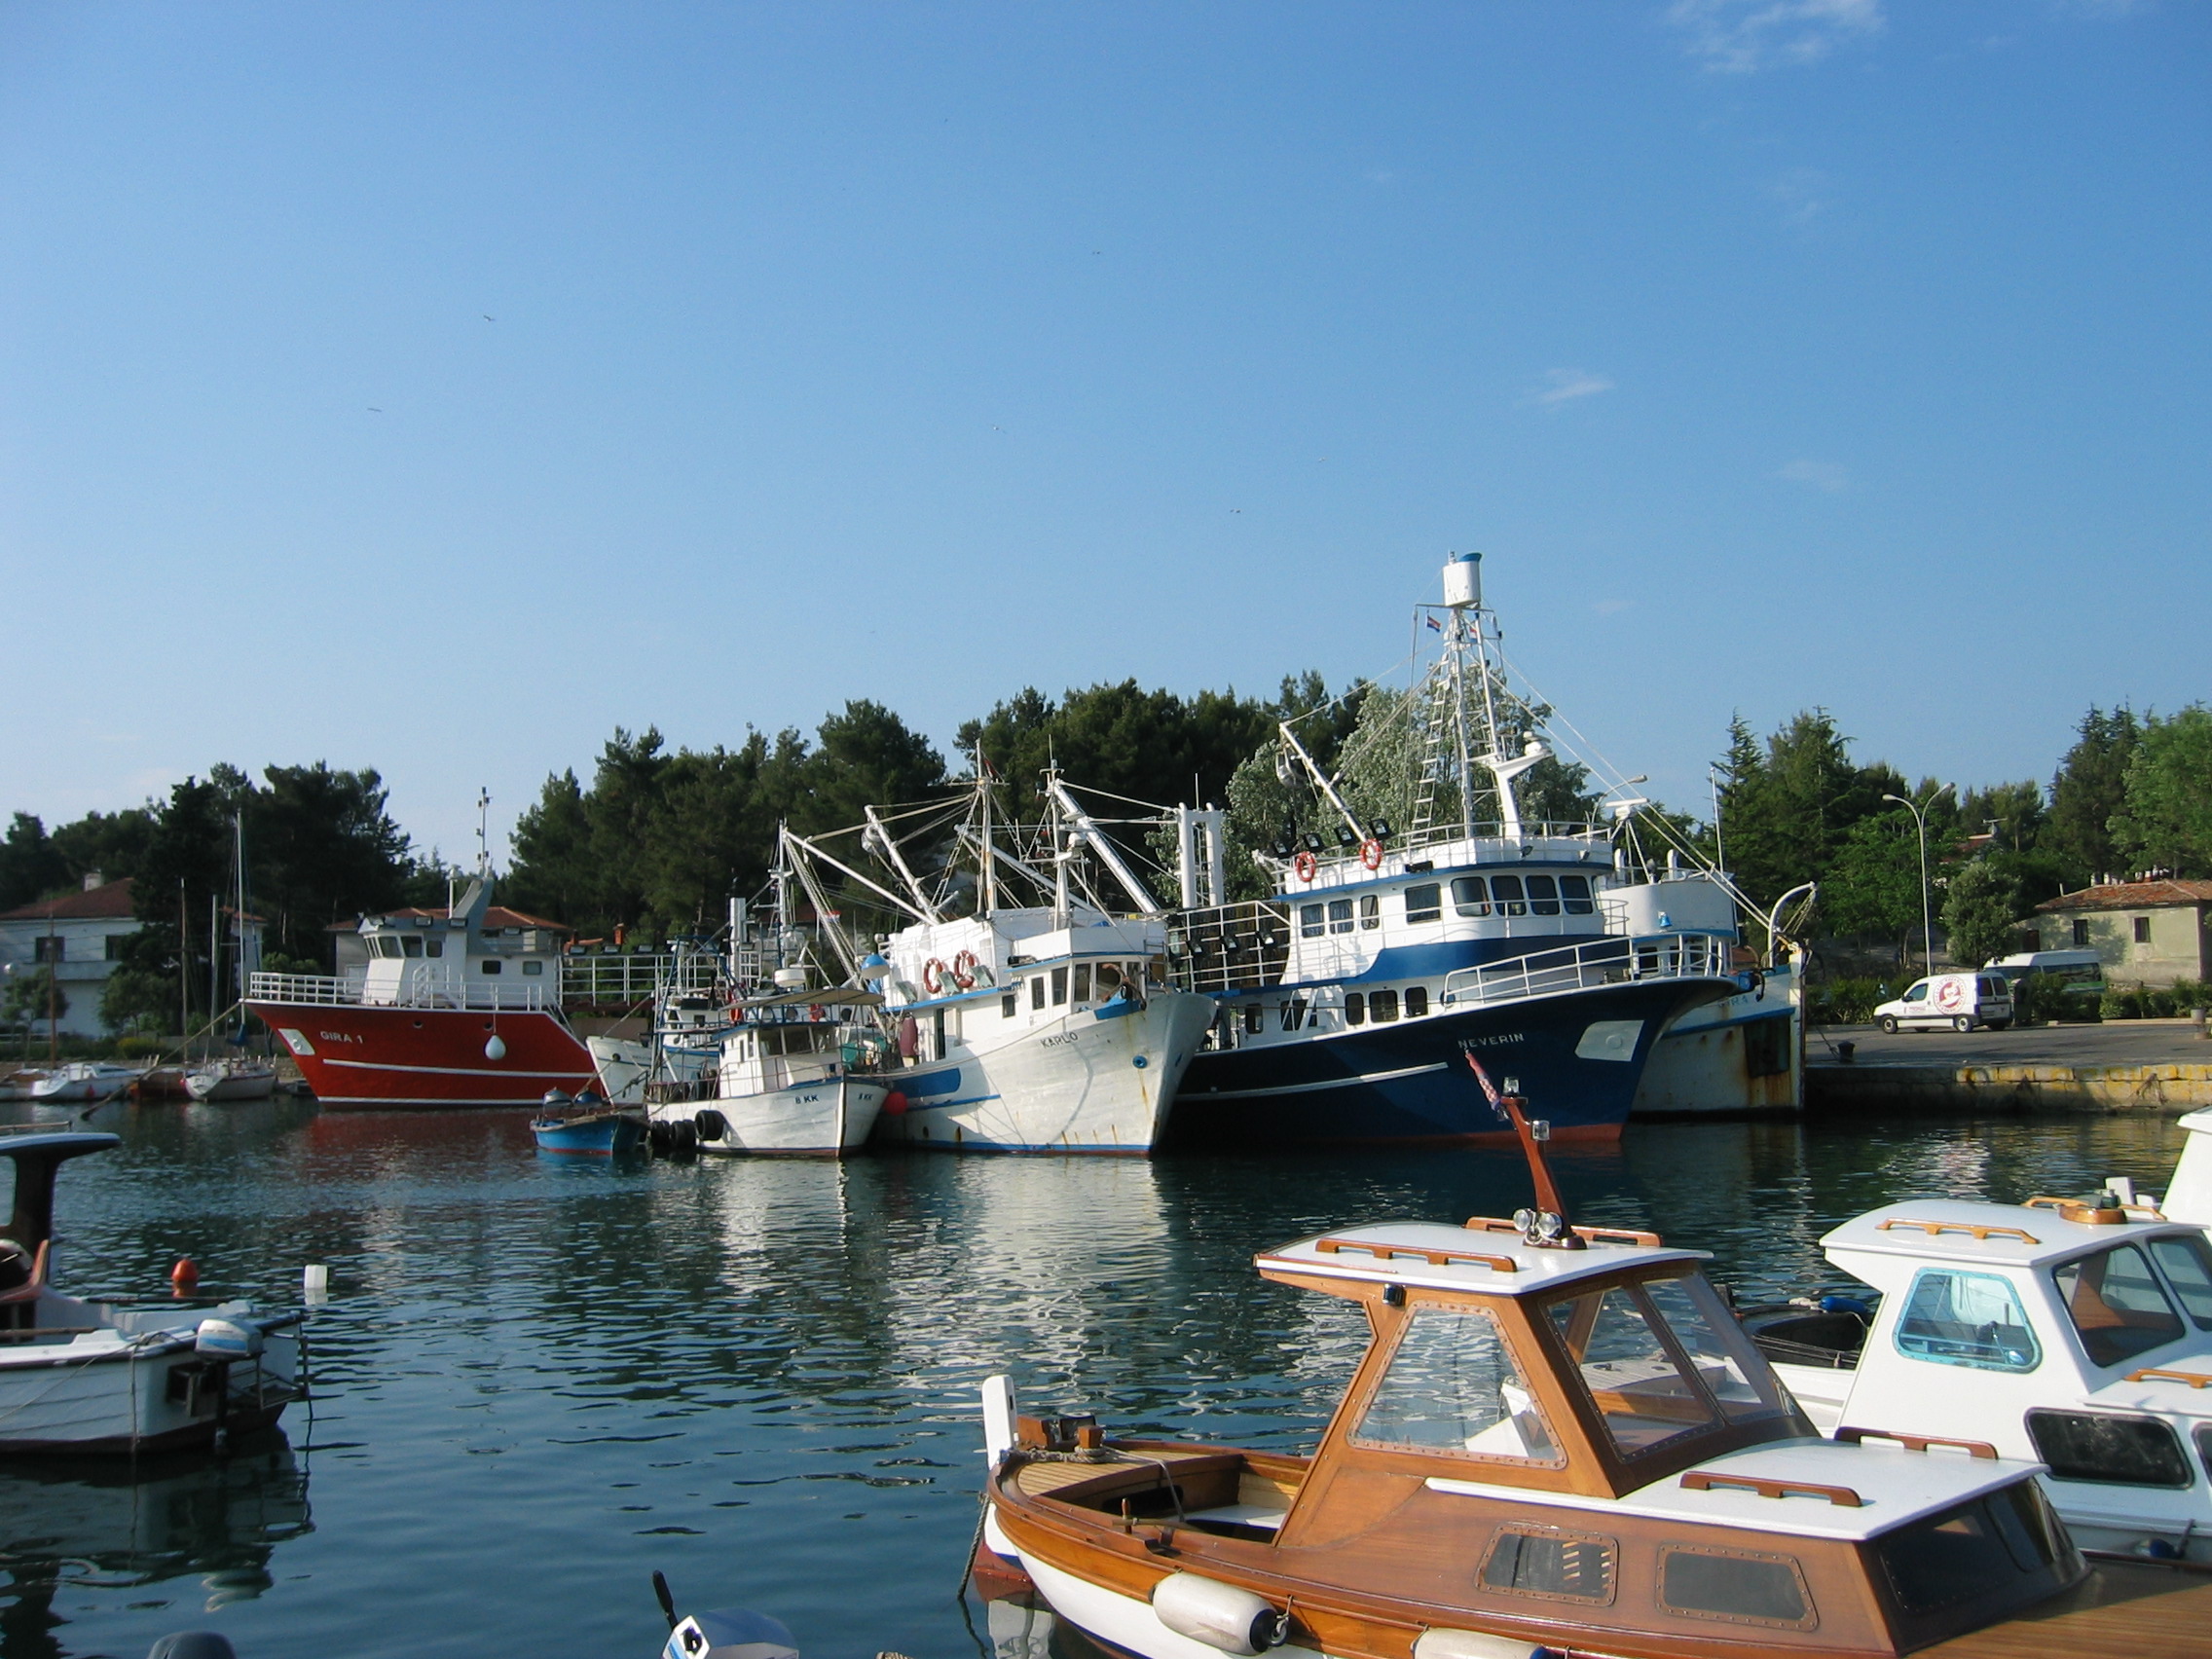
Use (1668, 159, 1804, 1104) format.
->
(976, 746, 997, 916)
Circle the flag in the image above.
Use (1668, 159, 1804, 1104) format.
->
(1425, 614, 1443, 632)
(1464, 1051, 1506, 1120)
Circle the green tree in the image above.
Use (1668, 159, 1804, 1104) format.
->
(1943, 859, 2028, 970)
(1714, 710, 1907, 912)
(250, 762, 418, 957)
(50, 807, 158, 886)
(2113, 705, 2212, 879)
(0, 814, 68, 910)
(99, 966, 174, 1035)
(1821, 809, 1923, 954)
(1, 967, 66, 1033)
(2047, 706, 2139, 888)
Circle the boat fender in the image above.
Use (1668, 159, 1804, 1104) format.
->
(693, 1109, 729, 1142)
(882, 1090, 907, 1118)
(1412, 1629, 1561, 1659)
(195, 1318, 264, 1358)
(485, 1034, 508, 1061)
(661, 1607, 799, 1659)
(1150, 1572, 1284, 1655)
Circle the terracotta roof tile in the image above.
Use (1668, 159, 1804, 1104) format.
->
(0, 877, 138, 923)
(2037, 879, 2212, 912)
(326, 904, 572, 933)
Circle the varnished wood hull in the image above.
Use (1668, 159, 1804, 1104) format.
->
(991, 1441, 2212, 1659)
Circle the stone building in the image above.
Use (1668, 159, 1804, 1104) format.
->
(2033, 879, 2212, 988)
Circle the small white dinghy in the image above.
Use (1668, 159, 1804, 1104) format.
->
(0, 1126, 303, 1454)
(182, 1059, 278, 1102)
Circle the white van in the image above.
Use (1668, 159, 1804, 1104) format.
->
(1872, 973, 2014, 1033)
(1983, 948, 2106, 995)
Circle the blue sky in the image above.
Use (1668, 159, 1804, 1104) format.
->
(2, 1, 2204, 864)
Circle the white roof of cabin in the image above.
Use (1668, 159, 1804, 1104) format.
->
(1257, 1221, 1703, 1298)
(1820, 1199, 2199, 1272)
(1428, 1436, 2039, 1543)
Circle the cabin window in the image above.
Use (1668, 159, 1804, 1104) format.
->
(1893, 1269, 2041, 1373)
(522, 959, 542, 976)
(1640, 1276, 1782, 1419)
(1526, 875, 1561, 916)
(1365, 988, 1396, 1022)
(480, 959, 502, 975)
(1451, 877, 1490, 918)
(1328, 899, 1353, 935)
(1344, 993, 1365, 1026)
(1875, 1485, 2070, 1614)
(1001, 993, 1016, 1017)
(1490, 875, 1527, 917)
(1560, 873, 1595, 915)
(1301, 903, 1326, 940)
(1243, 1005, 1264, 1036)
(1031, 978, 1045, 1011)
(1405, 986, 1428, 1018)
(2148, 1235, 2212, 1329)
(2053, 1242, 2184, 1367)
(1657, 1547, 1813, 1629)
(425, 939, 444, 958)
(1359, 895, 1380, 930)
(2027, 1410, 2192, 1487)
(1543, 1280, 1718, 1456)
(1278, 999, 1307, 1032)
(1096, 962, 1123, 994)
(1479, 1529, 1615, 1604)
(1405, 884, 1441, 924)
(1349, 1303, 1560, 1464)
(1073, 964, 1091, 1003)
(401, 935, 424, 958)
(1050, 967, 1068, 1005)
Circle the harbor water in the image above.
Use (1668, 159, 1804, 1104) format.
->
(1, 1101, 2194, 1659)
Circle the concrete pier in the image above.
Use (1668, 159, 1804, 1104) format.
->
(1807, 1018, 2212, 1115)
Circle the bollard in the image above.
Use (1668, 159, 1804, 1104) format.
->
(1836, 1041, 1856, 1064)
(2195, 1007, 2208, 1040)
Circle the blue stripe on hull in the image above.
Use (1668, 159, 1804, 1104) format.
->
(1166, 978, 1727, 1146)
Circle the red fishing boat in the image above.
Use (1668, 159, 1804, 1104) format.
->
(245, 878, 596, 1109)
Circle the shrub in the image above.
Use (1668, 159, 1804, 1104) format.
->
(1809, 976, 1896, 1024)
(2017, 971, 2102, 1025)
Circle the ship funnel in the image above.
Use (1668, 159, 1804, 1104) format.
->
(1441, 551, 1482, 610)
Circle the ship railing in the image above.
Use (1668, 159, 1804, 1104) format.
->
(559, 953, 681, 1009)
(248, 971, 552, 1013)
(1164, 901, 1295, 995)
(1439, 933, 1730, 1010)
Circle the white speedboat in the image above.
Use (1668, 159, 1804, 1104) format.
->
(0, 1069, 50, 1103)
(1744, 1189, 2212, 1564)
(0, 1126, 303, 1453)
(781, 779, 1213, 1155)
(28, 1061, 138, 1103)
(183, 1058, 278, 1101)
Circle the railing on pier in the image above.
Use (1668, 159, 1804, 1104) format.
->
(1164, 902, 1294, 995)
(248, 971, 553, 1013)
(1438, 933, 1730, 1011)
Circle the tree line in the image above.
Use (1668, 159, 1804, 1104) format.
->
(4, 691, 2207, 1032)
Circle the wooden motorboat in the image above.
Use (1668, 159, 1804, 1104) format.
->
(977, 1088, 2212, 1657)
(0, 1126, 303, 1454)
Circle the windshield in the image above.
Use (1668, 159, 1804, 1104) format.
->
(2053, 1242, 2184, 1367)
(1350, 1303, 1561, 1465)
(1544, 1273, 1788, 1458)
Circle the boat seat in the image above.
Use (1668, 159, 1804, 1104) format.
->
(1184, 1502, 1287, 1532)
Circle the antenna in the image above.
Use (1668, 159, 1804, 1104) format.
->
(1463, 1049, 1583, 1249)
(476, 789, 491, 879)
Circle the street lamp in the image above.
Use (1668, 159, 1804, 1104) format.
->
(1884, 784, 1956, 977)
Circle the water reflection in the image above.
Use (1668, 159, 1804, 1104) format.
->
(0, 1438, 308, 1659)
(6, 1105, 2197, 1659)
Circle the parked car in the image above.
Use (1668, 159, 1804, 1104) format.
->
(1873, 971, 2014, 1032)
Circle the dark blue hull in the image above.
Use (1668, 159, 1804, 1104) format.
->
(1165, 977, 1728, 1147)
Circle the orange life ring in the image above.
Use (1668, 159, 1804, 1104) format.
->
(1360, 838, 1383, 870)
(923, 958, 948, 996)
(950, 949, 978, 989)
(1293, 851, 1318, 883)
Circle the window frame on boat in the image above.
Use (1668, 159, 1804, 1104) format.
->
(1346, 1298, 1567, 1471)
(2051, 1239, 2187, 1368)
(1891, 1267, 2042, 1374)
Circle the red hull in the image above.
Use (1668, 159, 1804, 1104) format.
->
(249, 1001, 596, 1109)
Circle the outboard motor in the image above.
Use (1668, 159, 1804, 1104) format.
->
(653, 1571, 799, 1659)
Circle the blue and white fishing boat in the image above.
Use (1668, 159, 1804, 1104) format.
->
(1164, 553, 1745, 1147)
